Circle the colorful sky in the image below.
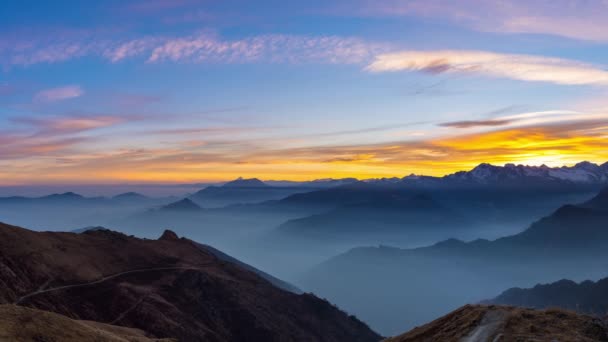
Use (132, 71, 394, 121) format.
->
(1, 0, 608, 185)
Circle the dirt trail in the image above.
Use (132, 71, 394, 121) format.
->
(461, 309, 506, 342)
(15, 266, 206, 305)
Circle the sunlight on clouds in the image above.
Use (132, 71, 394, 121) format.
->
(367, 50, 608, 85)
(1, 118, 606, 185)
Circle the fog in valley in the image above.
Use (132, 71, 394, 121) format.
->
(2, 163, 608, 336)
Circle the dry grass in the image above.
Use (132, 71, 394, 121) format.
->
(0, 304, 174, 342)
(385, 305, 608, 342)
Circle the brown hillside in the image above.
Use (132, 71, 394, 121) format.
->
(0, 223, 380, 342)
(0, 304, 172, 342)
(385, 305, 608, 342)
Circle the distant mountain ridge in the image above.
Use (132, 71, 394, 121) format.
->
(159, 198, 202, 211)
(222, 177, 268, 188)
(487, 276, 608, 317)
(189, 177, 315, 208)
(442, 161, 608, 185)
(277, 192, 469, 242)
(301, 187, 608, 334)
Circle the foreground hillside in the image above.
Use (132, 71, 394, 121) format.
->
(0, 223, 380, 342)
(386, 305, 608, 342)
(0, 304, 173, 342)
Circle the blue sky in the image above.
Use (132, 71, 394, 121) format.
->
(1, 0, 608, 184)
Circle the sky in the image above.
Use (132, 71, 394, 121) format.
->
(1, 0, 608, 185)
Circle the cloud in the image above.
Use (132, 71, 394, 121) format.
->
(10, 114, 129, 141)
(338, 0, 608, 42)
(439, 119, 513, 128)
(366, 50, 608, 85)
(2, 28, 387, 67)
(1, 113, 607, 184)
(34, 85, 84, 103)
(144, 33, 386, 64)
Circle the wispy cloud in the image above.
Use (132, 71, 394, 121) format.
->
(367, 50, 608, 85)
(439, 119, 513, 128)
(33, 85, 84, 103)
(142, 33, 386, 64)
(0, 113, 132, 167)
(2, 28, 387, 67)
(14, 115, 125, 137)
(338, 0, 608, 42)
(2, 109, 606, 184)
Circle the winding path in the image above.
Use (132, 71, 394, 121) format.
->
(461, 309, 506, 342)
(15, 266, 207, 305)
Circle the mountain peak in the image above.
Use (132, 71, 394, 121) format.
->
(551, 204, 593, 219)
(583, 187, 608, 210)
(159, 229, 179, 241)
(443, 161, 608, 185)
(160, 198, 202, 211)
(41, 192, 84, 200)
(112, 192, 147, 200)
(222, 177, 268, 188)
(574, 161, 600, 170)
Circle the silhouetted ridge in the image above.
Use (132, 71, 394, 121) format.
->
(487, 276, 608, 317)
(583, 187, 608, 210)
(112, 192, 148, 200)
(159, 229, 179, 241)
(160, 198, 201, 211)
(41, 192, 84, 200)
(223, 177, 268, 188)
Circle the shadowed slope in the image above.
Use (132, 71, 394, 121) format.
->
(0, 304, 173, 342)
(0, 223, 380, 342)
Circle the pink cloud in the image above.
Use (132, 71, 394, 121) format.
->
(367, 50, 608, 85)
(13, 114, 127, 137)
(336, 0, 608, 42)
(144, 33, 387, 64)
(34, 85, 84, 103)
(2, 27, 387, 67)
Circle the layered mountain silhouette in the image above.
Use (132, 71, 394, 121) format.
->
(487, 276, 608, 317)
(301, 188, 608, 334)
(397, 161, 608, 188)
(277, 193, 469, 243)
(0, 223, 380, 342)
(111, 191, 151, 201)
(189, 177, 314, 208)
(385, 305, 608, 342)
(0, 191, 176, 230)
(223, 177, 269, 188)
(158, 198, 202, 212)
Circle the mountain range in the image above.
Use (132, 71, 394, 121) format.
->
(487, 276, 608, 317)
(276, 193, 469, 244)
(300, 187, 608, 334)
(188, 178, 316, 208)
(397, 161, 608, 188)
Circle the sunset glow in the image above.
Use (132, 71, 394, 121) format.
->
(1, 0, 608, 185)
